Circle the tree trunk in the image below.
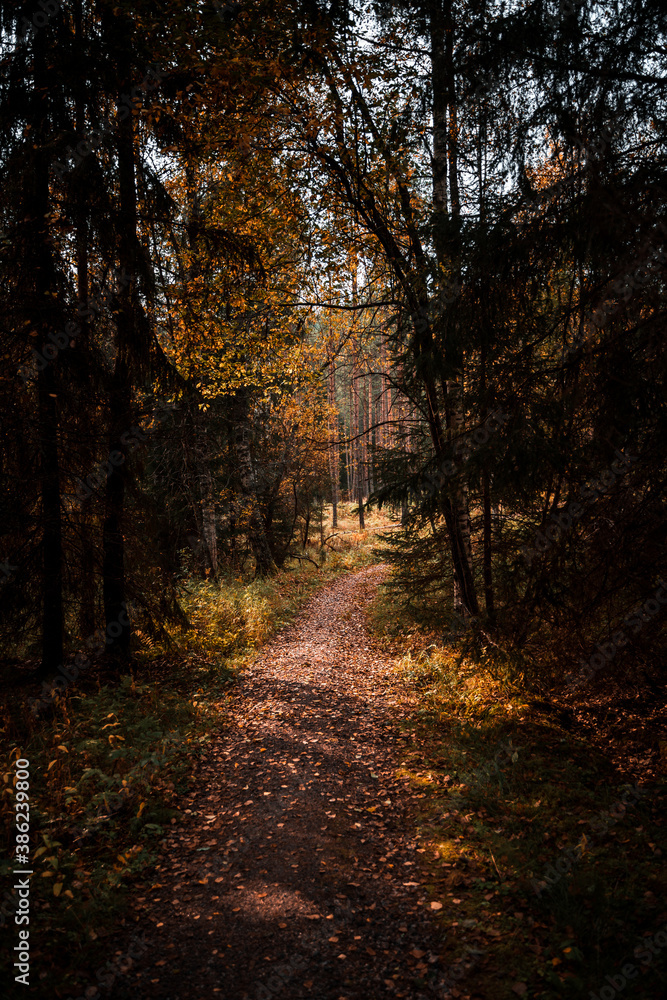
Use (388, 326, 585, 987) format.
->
(360, 376, 366, 499)
(76, 282, 96, 637)
(327, 319, 339, 529)
(38, 366, 65, 675)
(401, 385, 412, 525)
(355, 374, 365, 528)
(102, 353, 131, 662)
(352, 359, 360, 497)
(478, 91, 494, 620)
(201, 500, 218, 579)
(102, 69, 139, 665)
(482, 471, 494, 618)
(74, 31, 96, 637)
(232, 389, 276, 576)
(194, 426, 218, 579)
(30, 23, 64, 677)
(379, 334, 388, 453)
(351, 265, 365, 528)
(367, 372, 374, 495)
(431, 0, 477, 616)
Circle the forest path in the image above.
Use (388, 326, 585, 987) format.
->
(120, 566, 450, 1000)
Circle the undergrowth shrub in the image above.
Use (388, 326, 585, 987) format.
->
(176, 579, 274, 658)
(0, 668, 209, 994)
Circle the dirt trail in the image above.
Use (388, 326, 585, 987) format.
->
(115, 567, 452, 1000)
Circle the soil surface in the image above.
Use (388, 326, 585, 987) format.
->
(109, 567, 457, 1000)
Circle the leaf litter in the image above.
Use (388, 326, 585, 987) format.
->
(106, 567, 471, 999)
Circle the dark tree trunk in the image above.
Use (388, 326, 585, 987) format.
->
(102, 22, 149, 664)
(352, 266, 365, 529)
(74, 20, 96, 637)
(483, 471, 494, 619)
(430, 0, 478, 616)
(30, 22, 64, 677)
(232, 389, 276, 576)
(327, 323, 339, 529)
(38, 365, 65, 676)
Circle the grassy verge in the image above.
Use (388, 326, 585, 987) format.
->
(372, 586, 667, 1000)
(0, 503, 388, 998)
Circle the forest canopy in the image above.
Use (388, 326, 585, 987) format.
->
(0, 0, 665, 691)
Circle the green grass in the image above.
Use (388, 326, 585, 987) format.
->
(371, 585, 667, 1000)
